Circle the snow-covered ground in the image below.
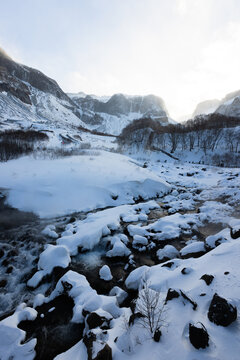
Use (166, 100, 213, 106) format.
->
(0, 151, 170, 217)
(0, 146, 240, 360)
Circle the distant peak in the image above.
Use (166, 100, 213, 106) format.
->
(0, 47, 12, 60)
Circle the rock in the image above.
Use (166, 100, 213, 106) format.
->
(230, 226, 240, 239)
(93, 343, 112, 360)
(200, 274, 214, 285)
(0, 248, 4, 258)
(128, 312, 144, 326)
(83, 331, 97, 360)
(181, 267, 192, 275)
(0, 279, 7, 287)
(153, 329, 162, 342)
(165, 288, 180, 304)
(87, 312, 107, 330)
(6, 266, 13, 274)
(208, 293, 237, 326)
(99, 265, 113, 281)
(189, 322, 209, 349)
(161, 261, 174, 268)
(180, 290, 197, 310)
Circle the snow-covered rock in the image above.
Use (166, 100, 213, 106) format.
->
(157, 245, 179, 261)
(99, 265, 113, 281)
(27, 244, 71, 288)
(180, 241, 206, 258)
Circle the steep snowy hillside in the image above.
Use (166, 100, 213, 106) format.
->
(192, 99, 220, 117)
(192, 90, 240, 119)
(0, 48, 86, 131)
(216, 92, 240, 117)
(69, 92, 171, 135)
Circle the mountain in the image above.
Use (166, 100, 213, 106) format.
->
(68, 92, 171, 135)
(192, 99, 220, 117)
(0, 48, 86, 130)
(215, 90, 240, 117)
(192, 90, 240, 119)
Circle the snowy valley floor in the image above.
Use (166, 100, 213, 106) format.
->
(0, 151, 240, 360)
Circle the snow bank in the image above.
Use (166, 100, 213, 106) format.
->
(0, 303, 37, 360)
(58, 201, 159, 254)
(0, 151, 171, 217)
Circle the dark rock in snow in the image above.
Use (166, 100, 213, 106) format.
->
(83, 331, 97, 360)
(94, 343, 112, 360)
(230, 226, 240, 239)
(165, 288, 180, 303)
(153, 329, 162, 342)
(128, 312, 144, 326)
(180, 290, 197, 310)
(181, 267, 192, 275)
(87, 312, 111, 330)
(0, 279, 7, 287)
(161, 261, 174, 268)
(208, 293, 237, 326)
(189, 322, 209, 349)
(200, 274, 214, 285)
(0, 248, 4, 258)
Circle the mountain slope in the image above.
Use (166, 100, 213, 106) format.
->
(0, 48, 86, 130)
(69, 92, 171, 135)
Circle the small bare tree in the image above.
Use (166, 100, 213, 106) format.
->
(136, 279, 166, 339)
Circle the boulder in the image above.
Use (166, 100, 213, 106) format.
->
(153, 329, 162, 342)
(165, 288, 180, 304)
(208, 293, 237, 326)
(200, 274, 214, 285)
(87, 312, 109, 330)
(189, 322, 209, 349)
(93, 343, 112, 360)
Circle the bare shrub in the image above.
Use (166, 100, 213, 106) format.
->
(136, 279, 166, 338)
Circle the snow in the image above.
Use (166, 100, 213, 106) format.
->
(123, 231, 240, 360)
(180, 241, 206, 256)
(0, 303, 37, 360)
(157, 244, 179, 260)
(42, 224, 58, 238)
(107, 236, 131, 257)
(41, 270, 122, 324)
(133, 235, 148, 246)
(1, 131, 240, 360)
(0, 151, 170, 218)
(27, 244, 71, 288)
(99, 265, 113, 281)
(57, 201, 159, 254)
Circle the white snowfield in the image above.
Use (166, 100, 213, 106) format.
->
(0, 151, 171, 218)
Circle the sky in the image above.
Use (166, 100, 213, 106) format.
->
(0, 0, 240, 120)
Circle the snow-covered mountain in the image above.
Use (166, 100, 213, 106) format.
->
(0, 48, 87, 131)
(192, 99, 220, 117)
(0, 48, 172, 135)
(215, 90, 240, 117)
(69, 92, 171, 135)
(192, 90, 240, 119)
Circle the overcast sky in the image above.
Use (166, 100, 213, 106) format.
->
(0, 0, 240, 119)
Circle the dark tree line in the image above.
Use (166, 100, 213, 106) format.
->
(118, 114, 240, 154)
